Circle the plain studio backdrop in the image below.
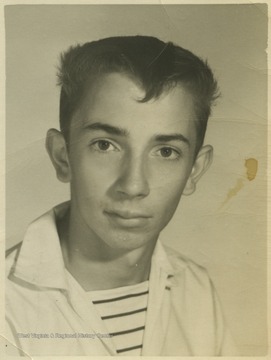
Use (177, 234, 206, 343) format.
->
(5, 3, 267, 356)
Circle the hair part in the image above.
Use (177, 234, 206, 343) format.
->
(57, 36, 220, 153)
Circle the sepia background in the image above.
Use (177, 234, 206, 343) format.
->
(5, 4, 268, 355)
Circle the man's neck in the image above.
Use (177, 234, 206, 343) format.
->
(57, 209, 157, 291)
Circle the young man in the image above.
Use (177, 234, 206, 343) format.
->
(6, 36, 236, 356)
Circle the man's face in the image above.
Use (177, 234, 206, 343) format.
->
(65, 73, 206, 251)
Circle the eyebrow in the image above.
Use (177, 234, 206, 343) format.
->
(83, 121, 190, 146)
(154, 134, 190, 146)
(83, 122, 129, 136)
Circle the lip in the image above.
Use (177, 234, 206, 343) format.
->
(105, 210, 151, 219)
(104, 210, 151, 227)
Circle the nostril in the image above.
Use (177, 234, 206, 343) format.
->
(117, 178, 150, 198)
(115, 164, 150, 198)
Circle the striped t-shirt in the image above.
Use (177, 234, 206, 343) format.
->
(88, 281, 149, 355)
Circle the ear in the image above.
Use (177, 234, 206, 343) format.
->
(46, 129, 71, 183)
(183, 145, 213, 196)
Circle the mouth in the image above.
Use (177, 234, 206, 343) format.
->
(104, 210, 151, 228)
(106, 210, 151, 219)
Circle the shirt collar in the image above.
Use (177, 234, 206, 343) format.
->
(151, 238, 175, 277)
(11, 202, 70, 290)
(11, 202, 175, 289)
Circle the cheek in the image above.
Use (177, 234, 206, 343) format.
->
(151, 174, 188, 216)
(152, 161, 191, 192)
(69, 155, 117, 199)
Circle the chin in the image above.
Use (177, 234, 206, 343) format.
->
(102, 231, 157, 252)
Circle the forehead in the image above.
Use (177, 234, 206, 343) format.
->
(72, 73, 197, 143)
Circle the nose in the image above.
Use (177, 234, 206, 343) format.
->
(114, 154, 150, 199)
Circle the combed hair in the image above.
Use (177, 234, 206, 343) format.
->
(57, 36, 220, 152)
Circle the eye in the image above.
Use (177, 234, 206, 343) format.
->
(97, 140, 111, 151)
(157, 147, 181, 160)
(160, 147, 173, 157)
(91, 139, 119, 153)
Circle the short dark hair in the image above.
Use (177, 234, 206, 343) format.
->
(57, 36, 220, 152)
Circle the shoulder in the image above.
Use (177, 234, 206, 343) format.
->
(164, 244, 207, 273)
(163, 245, 213, 289)
(6, 242, 22, 272)
(6, 242, 22, 258)
(162, 245, 219, 320)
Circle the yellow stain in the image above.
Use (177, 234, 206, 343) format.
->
(245, 158, 258, 181)
(220, 158, 258, 209)
(220, 178, 245, 208)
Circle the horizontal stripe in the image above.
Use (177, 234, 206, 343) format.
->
(165, 286, 171, 290)
(101, 307, 147, 320)
(110, 326, 145, 337)
(116, 344, 143, 353)
(92, 290, 148, 304)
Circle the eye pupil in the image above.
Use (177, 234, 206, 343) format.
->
(98, 140, 110, 150)
(161, 148, 172, 157)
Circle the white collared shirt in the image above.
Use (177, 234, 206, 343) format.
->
(5, 202, 237, 356)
